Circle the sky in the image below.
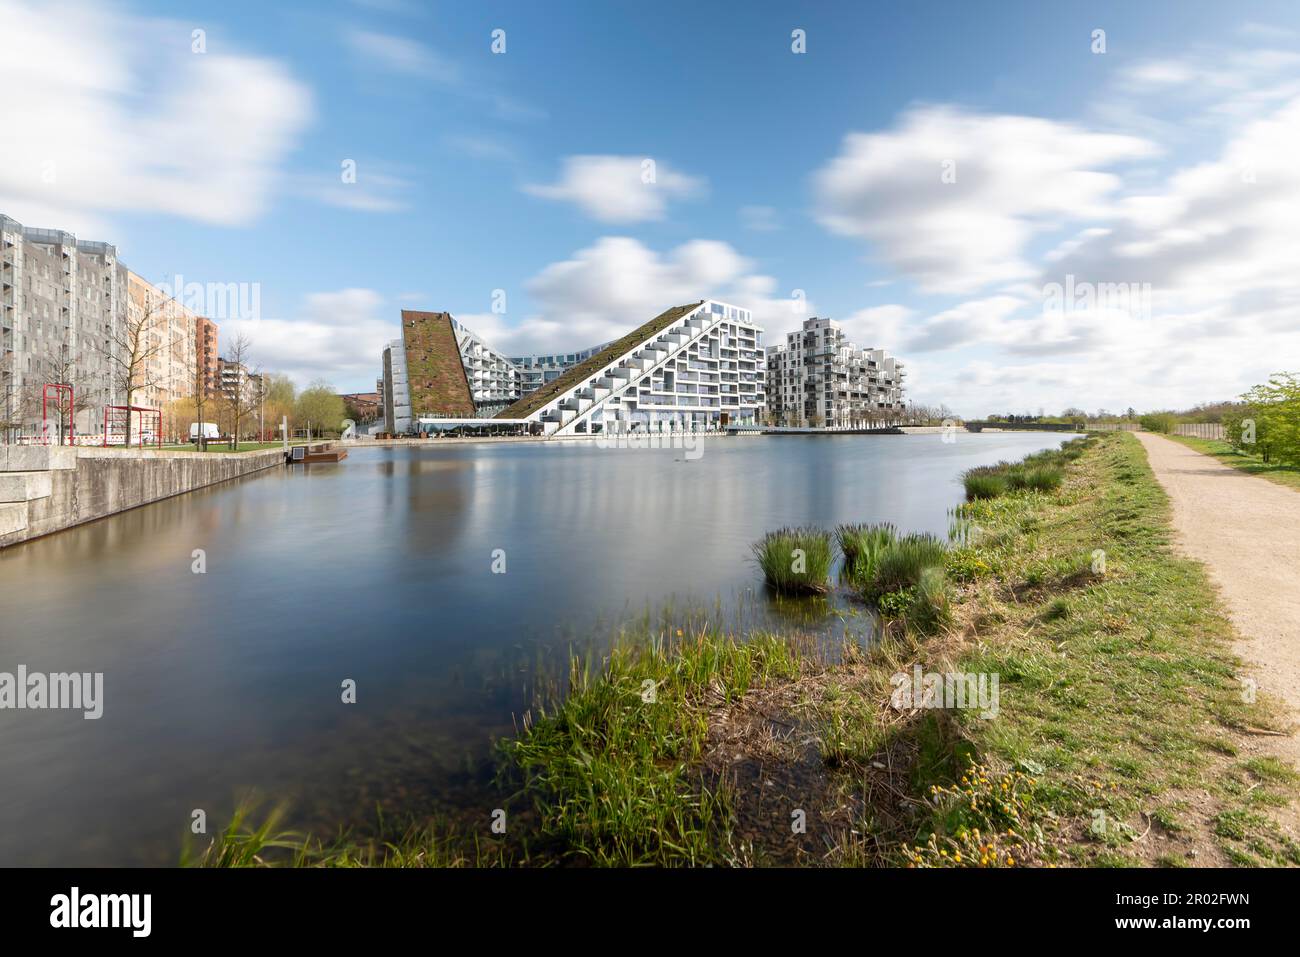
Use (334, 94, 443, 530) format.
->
(2, 0, 1298, 415)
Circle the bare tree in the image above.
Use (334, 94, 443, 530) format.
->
(41, 345, 95, 444)
(102, 292, 169, 446)
(224, 333, 258, 449)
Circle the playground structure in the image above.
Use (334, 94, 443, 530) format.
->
(40, 383, 74, 446)
(102, 404, 162, 448)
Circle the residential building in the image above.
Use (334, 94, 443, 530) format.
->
(450, 317, 520, 416)
(128, 271, 200, 418)
(196, 317, 219, 396)
(1, 214, 127, 437)
(381, 337, 412, 434)
(508, 341, 613, 397)
(380, 301, 765, 436)
(339, 391, 381, 421)
(1, 213, 218, 441)
(765, 316, 906, 428)
(493, 299, 765, 435)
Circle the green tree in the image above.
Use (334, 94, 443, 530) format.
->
(294, 380, 346, 439)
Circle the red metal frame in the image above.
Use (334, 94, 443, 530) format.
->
(41, 383, 74, 446)
(102, 404, 161, 448)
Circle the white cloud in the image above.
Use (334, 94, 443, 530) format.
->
(451, 236, 812, 356)
(812, 106, 1154, 294)
(223, 289, 391, 390)
(524, 156, 705, 223)
(0, 0, 312, 232)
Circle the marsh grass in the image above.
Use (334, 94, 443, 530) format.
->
(836, 522, 897, 587)
(753, 526, 834, 595)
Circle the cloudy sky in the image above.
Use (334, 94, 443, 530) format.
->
(2, 0, 1298, 415)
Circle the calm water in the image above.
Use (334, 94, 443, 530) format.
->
(0, 432, 1073, 865)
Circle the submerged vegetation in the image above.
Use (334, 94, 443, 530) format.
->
(199, 432, 1294, 868)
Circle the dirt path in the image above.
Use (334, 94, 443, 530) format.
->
(1137, 433, 1300, 774)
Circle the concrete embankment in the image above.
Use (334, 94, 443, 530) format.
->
(0, 445, 284, 548)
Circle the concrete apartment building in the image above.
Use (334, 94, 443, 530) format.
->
(1, 213, 215, 440)
(128, 271, 201, 417)
(765, 316, 906, 428)
(196, 316, 219, 396)
(2, 215, 127, 437)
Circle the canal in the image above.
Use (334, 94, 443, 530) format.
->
(0, 431, 1073, 865)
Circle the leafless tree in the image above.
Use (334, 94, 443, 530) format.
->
(224, 333, 258, 449)
(101, 292, 169, 446)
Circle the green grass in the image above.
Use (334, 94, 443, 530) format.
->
(157, 442, 296, 453)
(502, 631, 803, 866)
(1166, 434, 1300, 492)
(752, 526, 834, 595)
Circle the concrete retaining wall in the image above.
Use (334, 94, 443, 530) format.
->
(0, 446, 285, 548)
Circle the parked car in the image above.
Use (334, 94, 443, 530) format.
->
(189, 422, 221, 442)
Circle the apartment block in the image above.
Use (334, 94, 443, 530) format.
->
(765, 317, 906, 428)
(450, 317, 520, 416)
(508, 342, 612, 397)
(1, 213, 217, 440)
(1, 214, 128, 436)
(128, 271, 200, 417)
(495, 299, 766, 435)
(196, 316, 219, 396)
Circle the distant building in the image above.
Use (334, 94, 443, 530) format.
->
(196, 316, 219, 396)
(765, 317, 905, 428)
(494, 299, 766, 435)
(340, 391, 381, 421)
(379, 302, 765, 436)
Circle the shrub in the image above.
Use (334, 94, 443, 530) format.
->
(753, 527, 833, 595)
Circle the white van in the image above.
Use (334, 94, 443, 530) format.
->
(189, 422, 221, 441)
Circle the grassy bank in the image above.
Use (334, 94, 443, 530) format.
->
(1166, 434, 1300, 492)
(197, 432, 1295, 867)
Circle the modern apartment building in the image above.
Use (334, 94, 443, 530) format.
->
(765, 317, 906, 428)
(381, 336, 413, 434)
(128, 271, 201, 418)
(1, 214, 127, 436)
(196, 316, 219, 396)
(379, 301, 765, 436)
(493, 299, 765, 435)
(216, 357, 260, 403)
(1, 213, 215, 440)
(508, 342, 612, 397)
(450, 317, 520, 416)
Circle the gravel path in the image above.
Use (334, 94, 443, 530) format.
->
(1137, 432, 1300, 770)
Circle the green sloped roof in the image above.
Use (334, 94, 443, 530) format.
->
(494, 301, 703, 420)
(401, 310, 477, 418)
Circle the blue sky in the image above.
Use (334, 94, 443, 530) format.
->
(3, 0, 1299, 414)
